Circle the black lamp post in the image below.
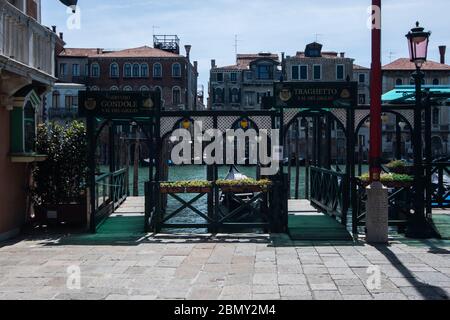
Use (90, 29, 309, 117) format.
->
(405, 22, 435, 238)
(59, 0, 78, 12)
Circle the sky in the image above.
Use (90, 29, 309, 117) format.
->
(42, 0, 450, 92)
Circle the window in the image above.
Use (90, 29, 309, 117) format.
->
(84, 64, 89, 76)
(172, 87, 181, 105)
(133, 64, 140, 77)
(140, 86, 150, 91)
(59, 63, 67, 76)
(433, 78, 440, 85)
(245, 72, 253, 81)
(52, 91, 60, 108)
(153, 63, 162, 78)
(91, 86, 100, 91)
(65, 95, 73, 109)
(396, 78, 403, 86)
(214, 88, 224, 103)
(300, 65, 308, 80)
(110, 63, 119, 78)
(123, 86, 132, 91)
(245, 92, 255, 106)
(124, 63, 132, 78)
(230, 72, 237, 82)
(257, 65, 271, 80)
(359, 74, 366, 83)
(141, 64, 149, 77)
(172, 63, 181, 77)
(231, 88, 240, 103)
(433, 108, 440, 125)
(359, 94, 366, 105)
(336, 65, 344, 80)
(292, 66, 299, 80)
(216, 73, 224, 82)
(23, 102, 36, 153)
(110, 86, 119, 91)
(91, 63, 100, 77)
(72, 64, 80, 76)
(313, 65, 322, 80)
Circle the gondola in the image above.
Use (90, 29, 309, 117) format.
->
(219, 166, 260, 221)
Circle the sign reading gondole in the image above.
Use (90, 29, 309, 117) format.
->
(274, 82, 357, 108)
(78, 91, 160, 117)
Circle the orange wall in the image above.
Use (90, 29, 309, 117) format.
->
(0, 107, 28, 238)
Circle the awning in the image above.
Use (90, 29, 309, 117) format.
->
(382, 85, 450, 104)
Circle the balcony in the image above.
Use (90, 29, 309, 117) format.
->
(0, 1, 56, 78)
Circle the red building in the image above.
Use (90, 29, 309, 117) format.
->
(56, 35, 199, 110)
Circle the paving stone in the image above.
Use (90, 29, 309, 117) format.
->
(277, 274, 307, 285)
(253, 273, 277, 285)
(313, 290, 343, 300)
(187, 286, 222, 300)
(280, 285, 310, 297)
(252, 285, 279, 294)
(338, 285, 370, 296)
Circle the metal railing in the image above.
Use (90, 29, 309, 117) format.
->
(310, 166, 349, 220)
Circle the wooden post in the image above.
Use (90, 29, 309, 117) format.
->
(305, 119, 310, 199)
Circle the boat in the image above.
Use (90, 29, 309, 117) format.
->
(219, 166, 260, 221)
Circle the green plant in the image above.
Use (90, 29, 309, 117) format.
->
(386, 160, 409, 169)
(216, 178, 272, 188)
(160, 181, 212, 188)
(359, 173, 414, 183)
(32, 121, 87, 205)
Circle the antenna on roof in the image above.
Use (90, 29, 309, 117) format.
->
(314, 33, 323, 43)
(152, 25, 160, 38)
(234, 35, 241, 56)
(388, 51, 396, 62)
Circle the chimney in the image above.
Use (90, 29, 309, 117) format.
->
(439, 45, 446, 64)
(194, 61, 198, 71)
(211, 59, 216, 69)
(59, 32, 63, 40)
(97, 48, 103, 54)
(340, 52, 345, 58)
(185, 45, 192, 61)
(52, 26, 57, 33)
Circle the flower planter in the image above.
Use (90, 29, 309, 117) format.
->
(34, 197, 87, 226)
(218, 184, 271, 193)
(356, 179, 413, 189)
(387, 166, 414, 175)
(159, 186, 212, 194)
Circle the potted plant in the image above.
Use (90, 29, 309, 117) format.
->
(385, 160, 414, 175)
(32, 121, 88, 226)
(357, 173, 414, 188)
(159, 180, 213, 194)
(216, 178, 272, 193)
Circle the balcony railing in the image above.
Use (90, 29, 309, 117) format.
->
(48, 107, 78, 119)
(0, 1, 56, 76)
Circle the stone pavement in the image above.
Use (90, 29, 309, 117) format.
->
(0, 234, 449, 300)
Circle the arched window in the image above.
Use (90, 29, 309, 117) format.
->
(91, 86, 100, 91)
(91, 63, 100, 77)
(172, 87, 181, 105)
(172, 63, 181, 77)
(52, 91, 60, 108)
(140, 86, 150, 91)
(110, 86, 119, 91)
(141, 64, 149, 77)
(123, 86, 133, 91)
(124, 63, 132, 78)
(214, 88, 223, 103)
(231, 88, 240, 103)
(110, 63, 119, 78)
(395, 78, 403, 86)
(133, 63, 140, 77)
(433, 108, 440, 125)
(153, 63, 162, 78)
(433, 78, 440, 85)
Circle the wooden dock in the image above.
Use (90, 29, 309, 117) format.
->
(432, 209, 450, 240)
(288, 199, 353, 241)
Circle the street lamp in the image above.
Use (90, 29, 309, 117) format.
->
(405, 22, 435, 238)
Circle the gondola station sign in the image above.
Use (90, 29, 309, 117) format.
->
(275, 82, 357, 108)
(78, 91, 160, 117)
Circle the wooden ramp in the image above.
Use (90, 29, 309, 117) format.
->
(432, 210, 450, 240)
(288, 200, 353, 241)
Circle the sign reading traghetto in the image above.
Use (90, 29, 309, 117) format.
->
(274, 82, 357, 108)
(78, 91, 160, 117)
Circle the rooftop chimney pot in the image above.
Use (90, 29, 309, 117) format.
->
(211, 59, 216, 69)
(59, 32, 63, 40)
(439, 45, 446, 64)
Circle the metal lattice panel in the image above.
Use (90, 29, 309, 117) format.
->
(330, 109, 347, 130)
(217, 116, 240, 132)
(250, 116, 273, 137)
(283, 109, 300, 127)
(355, 110, 370, 129)
(192, 116, 214, 131)
(160, 117, 181, 137)
(395, 109, 415, 130)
